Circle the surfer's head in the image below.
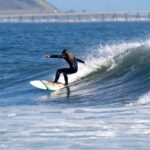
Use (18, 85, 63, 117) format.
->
(62, 49, 68, 55)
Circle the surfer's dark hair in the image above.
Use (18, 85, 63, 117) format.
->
(62, 49, 68, 54)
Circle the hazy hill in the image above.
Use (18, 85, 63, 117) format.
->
(0, 0, 59, 14)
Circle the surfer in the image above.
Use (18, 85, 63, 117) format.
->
(45, 49, 85, 85)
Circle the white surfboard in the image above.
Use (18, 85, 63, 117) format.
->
(30, 80, 65, 91)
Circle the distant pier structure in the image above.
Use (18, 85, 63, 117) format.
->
(1, 12, 150, 23)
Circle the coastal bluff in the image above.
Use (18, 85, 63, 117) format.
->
(0, 0, 59, 14)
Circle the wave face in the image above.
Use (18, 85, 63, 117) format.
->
(1, 23, 150, 150)
(57, 40, 150, 105)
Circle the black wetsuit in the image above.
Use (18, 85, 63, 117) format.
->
(50, 52, 84, 85)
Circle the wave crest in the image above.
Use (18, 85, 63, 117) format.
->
(58, 40, 150, 84)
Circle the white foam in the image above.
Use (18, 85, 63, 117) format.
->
(138, 91, 150, 105)
(8, 113, 16, 117)
(56, 40, 150, 84)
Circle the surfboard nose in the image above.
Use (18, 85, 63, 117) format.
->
(30, 80, 47, 90)
(30, 80, 65, 91)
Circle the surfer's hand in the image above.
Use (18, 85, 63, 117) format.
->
(45, 55, 50, 58)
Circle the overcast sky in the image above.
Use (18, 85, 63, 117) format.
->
(47, 0, 150, 11)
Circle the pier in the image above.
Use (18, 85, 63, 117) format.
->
(0, 12, 150, 23)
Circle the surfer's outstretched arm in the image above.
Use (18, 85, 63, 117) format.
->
(45, 55, 65, 59)
(77, 58, 85, 64)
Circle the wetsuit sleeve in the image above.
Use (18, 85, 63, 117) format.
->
(50, 55, 65, 58)
(77, 58, 85, 64)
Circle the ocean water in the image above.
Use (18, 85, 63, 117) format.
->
(0, 22, 150, 149)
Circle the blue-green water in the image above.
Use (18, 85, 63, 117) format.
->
(1, 22, 150, 150)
